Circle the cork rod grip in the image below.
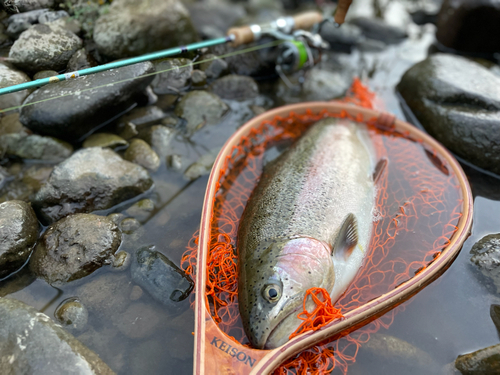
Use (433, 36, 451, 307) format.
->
(293, 11, 324, 30)
(227, 26, 255, 47)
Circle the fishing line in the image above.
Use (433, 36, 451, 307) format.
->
(0, 39, 284, 114)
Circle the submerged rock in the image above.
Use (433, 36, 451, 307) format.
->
(151, 58, 192, 95)
(456, 343, 500, 374)
(175, 91, 228, 132)
(124, 198, 154, 223)
(54, 297, 88, 331)
(32, 147, 153, 224)
(30, 213, 121, 285)
(137, 125, 174, 158)
(114, 302, 163, 339)
(20, 62, 155, 142)
(184, 148, 220, 180)
(82, 133, 128, 149)
(397, 54, 500, 175)
(209, 74, 259, 101)
(9, 23, 82, 73)
(124, 139, 160, 172)
(436, 0, 500, 56)
(0, 298, 115, 374)
(93, 0, 198, 59)
(0, 200, 38, 279)
(0, 164, 52, 204)
(470, 234, 500, 293)
(0, 63, 30, 111)
(130, 246, 194, 308)
(0, 133, 73, 161)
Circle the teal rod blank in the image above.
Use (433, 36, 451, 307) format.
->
(0, 36, 234, 96)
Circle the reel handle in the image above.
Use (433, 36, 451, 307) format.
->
(227, 11, 323, 47)
(334, 0, 353, 25)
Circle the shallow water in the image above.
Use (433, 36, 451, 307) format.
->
(0, 17, 499, 375)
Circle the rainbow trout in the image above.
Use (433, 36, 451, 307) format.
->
(237, 117, 382, 349)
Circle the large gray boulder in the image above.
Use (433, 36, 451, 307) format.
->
(0, 298, 115, 374)
(32, 147, 153, 224)
(20, 62, 155, 142)
(0, 200, 38, 279)
(0, 63, 30, 111)
(9, 23, 82, 73)
(397, 54, 500, 175)
(93, 0, 198, 59)
(30, 213, 121, 285)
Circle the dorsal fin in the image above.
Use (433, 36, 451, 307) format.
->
(372, 158, 387, 184)
(333, 213, 359, 260)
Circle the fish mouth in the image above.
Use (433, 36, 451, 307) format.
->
(263, 306, 302, 350)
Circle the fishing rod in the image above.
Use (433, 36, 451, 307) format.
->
(0, 6, 351, 97)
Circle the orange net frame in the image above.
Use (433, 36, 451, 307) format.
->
(181, 79, 463, 373)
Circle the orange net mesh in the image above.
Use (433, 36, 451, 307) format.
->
(181, 79, 463, 373)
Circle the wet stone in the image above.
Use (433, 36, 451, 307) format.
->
(0, 164, 52, 203)
(184, 148, 220, 180)
(130, 246, 194, 309)
(118, 121, 139, 140)
(32, 147, 153, 224)
(9, 23, 82, 73)
(0, 298, 115, 375)
(120, 217, 141, 234)
(107, 213, 126, 226)
(112, 250, 131, 271)
(124, 139, 160, 172)
(0, 63, 30, 111)
(151, 58, 192, 95)
(351, 16, 407, 44)
(397, 54, 500, 175)
(33, 70, 58, 80)
(470, 234, 500, 293)
(117, 106, 167, 134)
(0, 200, 38, 279)
(54, 297, 88, 331)
(191, 69, 207, 87)
(0, 133, 73, 161)
(38, 10, 69, 24)
(210, 74, 259, 101)
(167, 154, 182, 171)
(199, 54, 229, 79)
(29, 213, 121, 285)
(20, 62, 155, 142)
(320, 21, 363, 52)
(93, 0, 198, 59)
(82, 133, 128, 149)
(125, 199, 154, 223)
(456, 343, 500, 374)
(137, 125, 174, 158)
(491, 304, 500, 333)
(175, 91, 228, 132)
(66, 47, 98, 72)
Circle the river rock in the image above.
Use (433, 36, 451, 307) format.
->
(184, 148, 220, 180)
(0, 164, 52, 203)
(175, 91, 228, 132)
(187, 1, 246, 39)
(436, 0, 500, 55)
(151, 58, 192, 95)
(38, 10, 69, 24)
(320, 21, 363, 52)
(66, 47, 98, 71)
(54, 297, 88, 331)
(119, 217, 140, 234)
(9, 23, 82, 73)
(33, 70, 58, 80)
(130, 246, 194, 308)
(137, 125, 174, 158)
(209, 74, 259, 101)
(470, 234, 500, 293)
(114, 302, 163, 339)
(93, 0, 198, 59)
(3, 0, 56, 13)
(5, 9, 47, 39)
(491, 304, 500, 333)
(32, 147, 153, 224)
(0, 200, 38, 279)
(30, 214, 121, 284)
(0, 63, 30, 111)
(397, 54, 500, 175)
(116, 106, 167, 136)
(456, 343, 500, 374)
(199, 54, 229, 79)
(124, 198, 154, 223)
(0, 133, 73, 161)
(351, 17, 407, 44)
(0, 113, 24, 136)
(191, 69, 207, 87)
(0, 298, 115, 374)
(124, 139, 160, 172)
(20, 62, 155, 142)
(82, 133, 128, 149)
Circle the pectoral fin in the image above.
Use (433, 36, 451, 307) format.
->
(333, 213, 359, 260)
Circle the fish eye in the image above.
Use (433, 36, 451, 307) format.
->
(262, 284, 281, 303)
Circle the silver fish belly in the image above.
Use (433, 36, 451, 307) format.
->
(237, 117, 376, 349)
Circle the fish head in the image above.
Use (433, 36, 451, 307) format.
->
(239, 236, 335, 349)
